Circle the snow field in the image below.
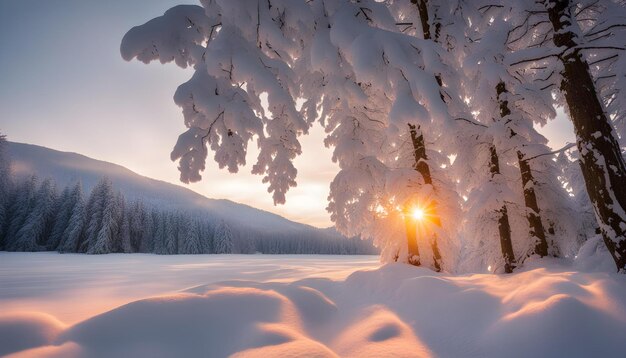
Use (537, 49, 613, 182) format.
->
(1, 253, 626, 357)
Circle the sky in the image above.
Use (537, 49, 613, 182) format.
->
(0, 0, 575, 228)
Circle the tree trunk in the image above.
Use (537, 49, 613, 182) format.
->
(408, 123, 442, 272)
(404, 215, 420, 266)
(489, 145, 516, 273)
(496, 82, 548, 257)
(546, 0, 626, 272)
(407, 0, 445, 272)
(517, 152, 549, 256)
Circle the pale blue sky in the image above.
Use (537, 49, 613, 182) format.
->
(0, 1, 574, 227)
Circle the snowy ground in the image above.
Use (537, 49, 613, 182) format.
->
(1, 253, 626, 357)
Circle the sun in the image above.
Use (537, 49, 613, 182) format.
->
(412, 207, 426, 221)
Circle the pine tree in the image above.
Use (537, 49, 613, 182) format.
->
(213, 220, 233, 254)
(85, 178, 122, 254)
(138, 208, 155, 253)
(152, 211, 167, 254)
(47, 185, 72, 250)
(0, 132, 12, 247)
(5, 176, 37, 245)
(58, 182, 85, 253)
(179, 216, 202, 254)
(81, 178, 107, 252)
(119, 199, 132, 253)
(164, 213, 178, 255)
(129, 201, 146, 252)
(11, 179, 57, 251)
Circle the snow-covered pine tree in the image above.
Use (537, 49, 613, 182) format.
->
(138, 206, 155, 253)
(152, 210, 167, 255)
(57, 182, 85, 253)
(47, 185, 72, 250)
(127, 200, 144, 252)
(213, 219, 233, 254)
(5, 176, 38, 247)
(200, 220, 214, 254)
(10, 179, 57, 251)
(0, 132, 11, 247)
(164, 212, 178, 254)
(85, 178, 122, 254)
(81, 178, 107, 252)
(119, 198, 132, 253)
(179, 216, 202, 254)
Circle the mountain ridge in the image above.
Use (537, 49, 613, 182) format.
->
(7, 141, 327, 234)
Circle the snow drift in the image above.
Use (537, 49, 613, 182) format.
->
(2, 258, 625, 357)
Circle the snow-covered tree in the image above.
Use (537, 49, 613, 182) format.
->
(116, 1, 492, 271)
(487, 0, 626, 271)
(555, 151, 596, 239)
(5, 176, 37, 245)
(213, 219, 233, 254)
(127, 201, 145, 252)
(48, 185, 72, 250)
(0, 132, 12, 246)
(121, 0, 626, 272)
(57, 182, 86, 253)
(574, 0, 626, 147)
(119, 198, 132, 253)
(164, 212, 178, 254)
(152, 211, 167, 254)
(10, 179, 57, 251)
(199, 220, 214, 254)
(83, 178, 122, 254)
(179, 216, 202, 254)
(138, 207, 155, 253)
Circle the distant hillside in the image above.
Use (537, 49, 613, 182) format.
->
(6, 141, 376, 254)
(8, 142, 308, 233)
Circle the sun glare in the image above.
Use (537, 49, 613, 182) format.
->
(412, 207, 425, 221)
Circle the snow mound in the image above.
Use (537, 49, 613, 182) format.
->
(4, 263, 626, 357)
(0, 313, 65, 356)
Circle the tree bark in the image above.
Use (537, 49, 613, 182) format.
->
(517, 152, 549, 257)
(546, 0, 626, 272)
(496, 82, 548, 257)
(405, 215, 420, 266)
(406, 0, 445, 272)
(408, 123, 442, 272)
(489, 145, 516, 273)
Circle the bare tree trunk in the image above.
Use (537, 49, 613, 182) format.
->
(496, 82, 548, 257)
(489, 145, 516, 273)
(545, 0, 626, 272)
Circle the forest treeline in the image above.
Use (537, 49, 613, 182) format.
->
(0, 138, 375, 255)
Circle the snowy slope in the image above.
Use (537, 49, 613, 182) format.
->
(7, 142, 313, 233)
(1, 253, 625, 358)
